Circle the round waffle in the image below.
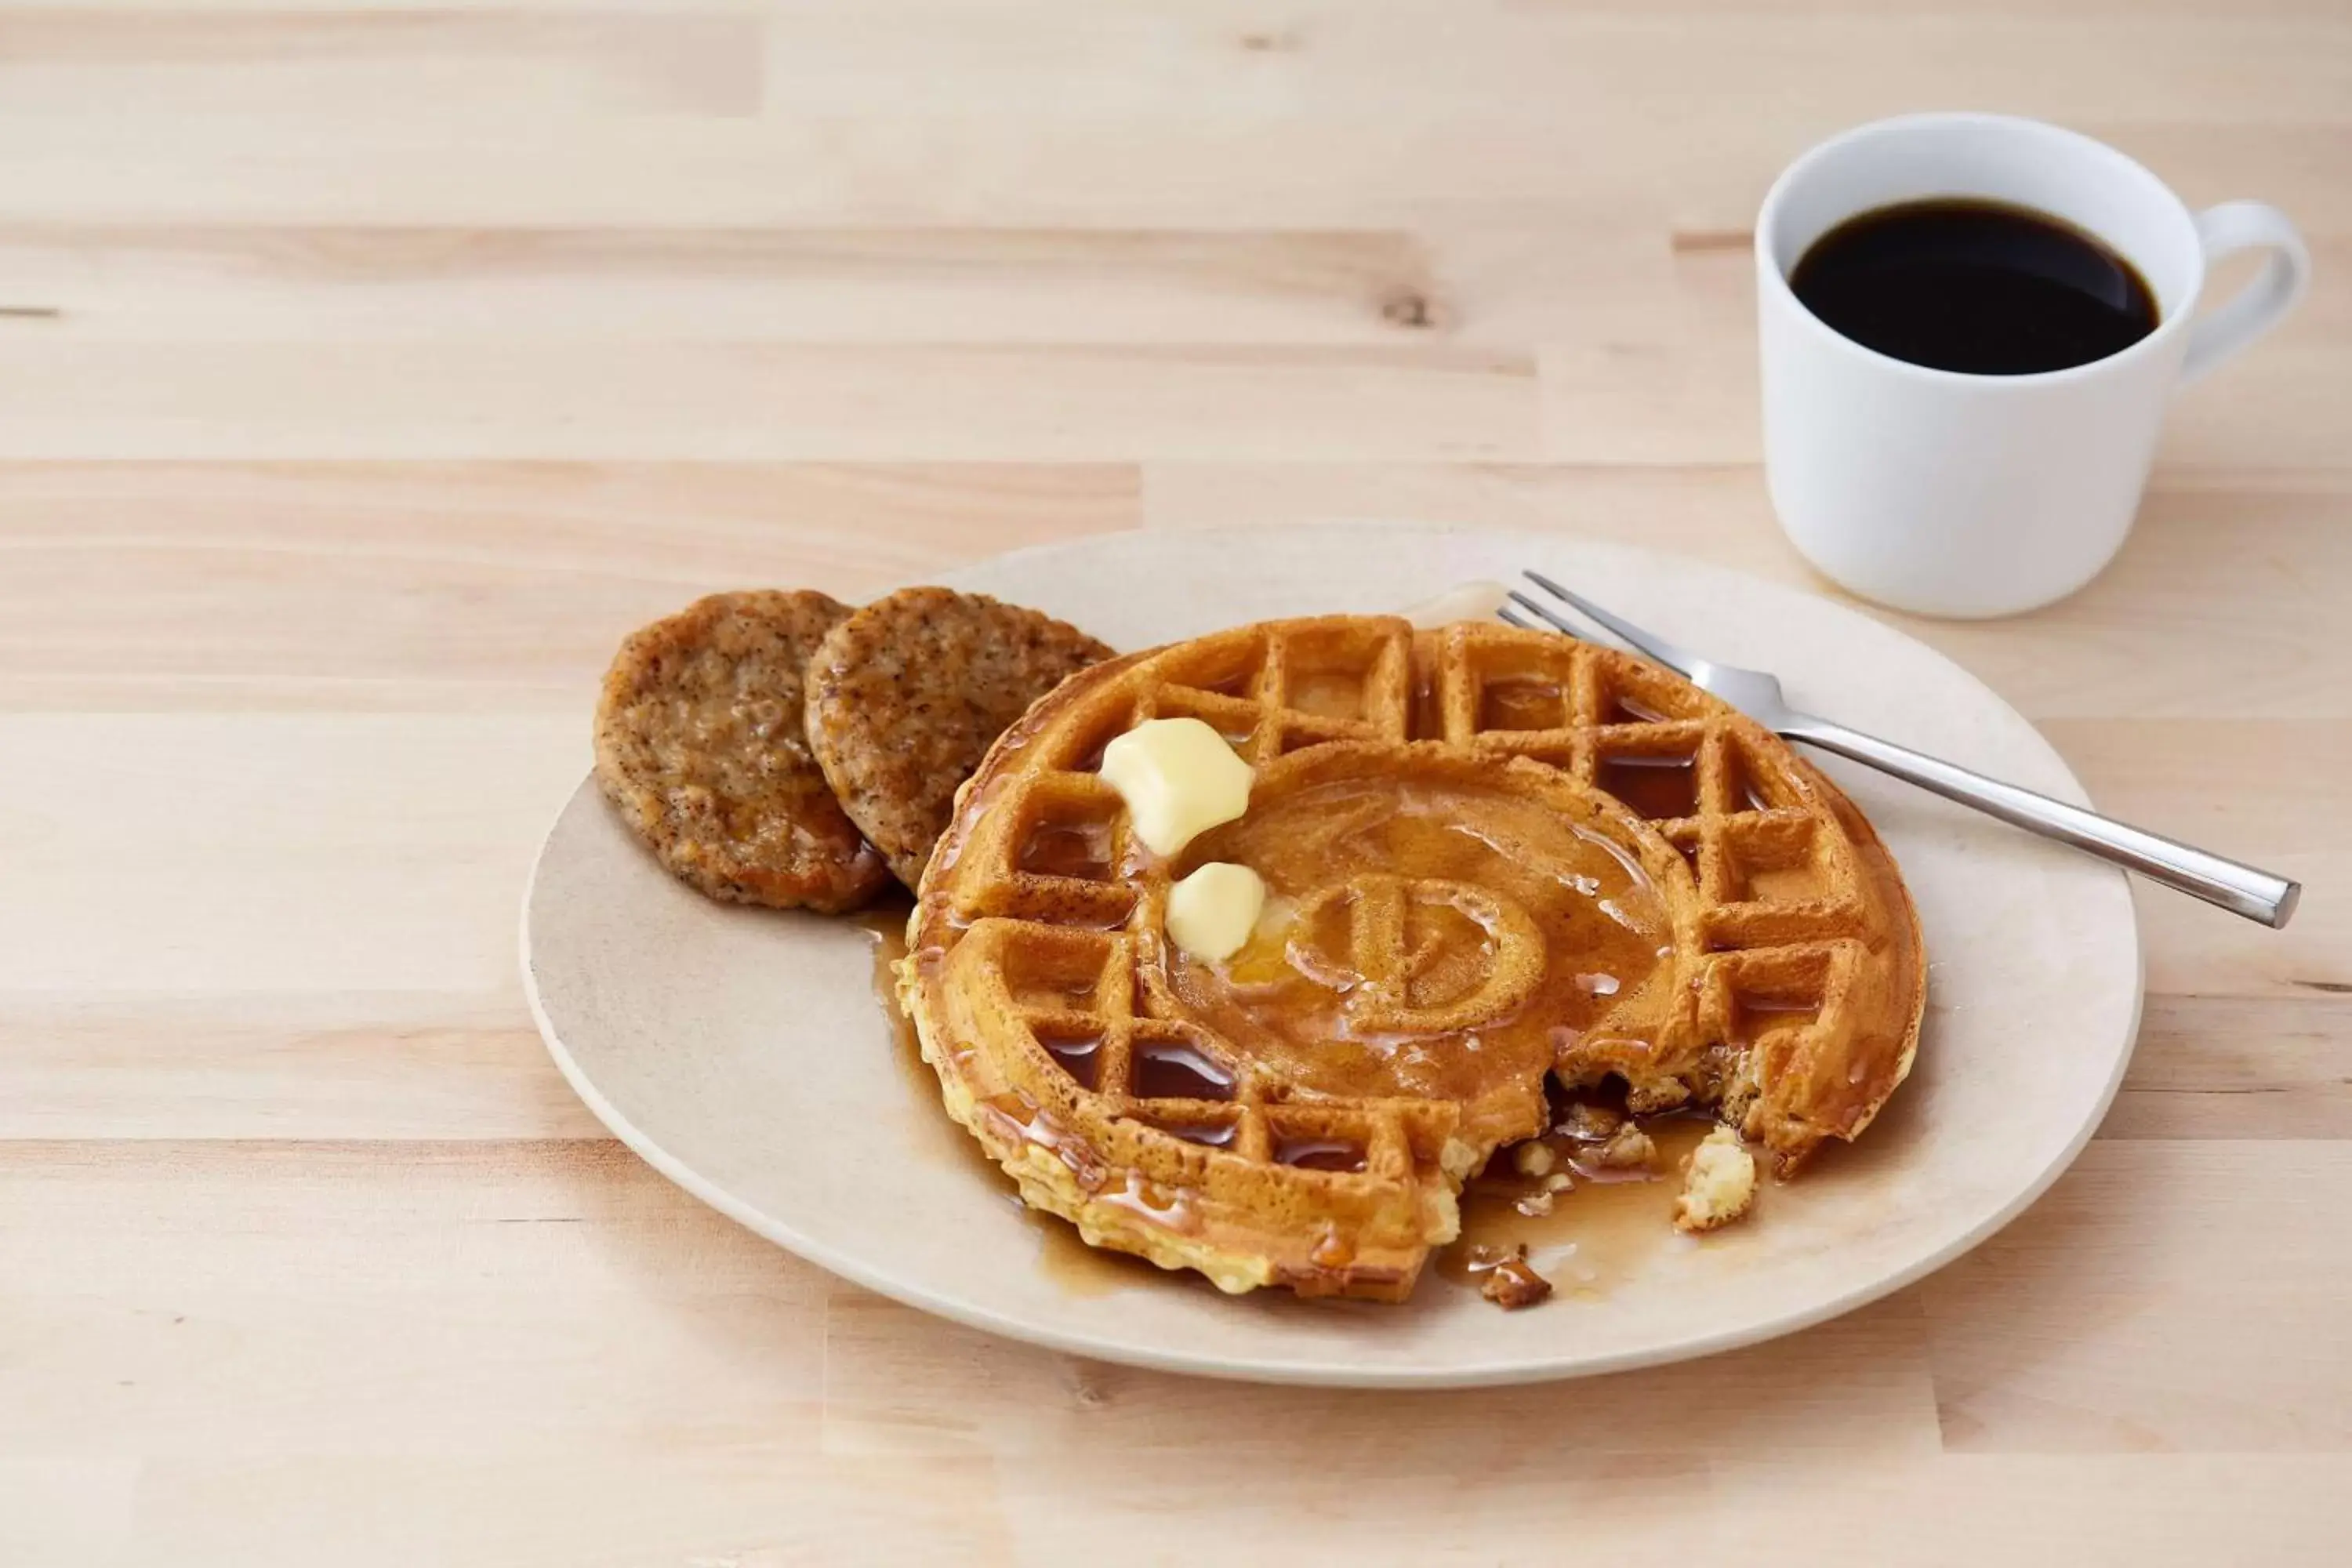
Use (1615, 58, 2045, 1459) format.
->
(902, 616, 1924, 1301)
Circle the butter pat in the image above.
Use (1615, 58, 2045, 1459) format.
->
(1165, 862, 1267, 964)
(1098, 717, 1253, 857)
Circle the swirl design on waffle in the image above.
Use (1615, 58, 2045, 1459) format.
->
(1288, 874, 1544, 1034)
(901, 617, 1925, 1301)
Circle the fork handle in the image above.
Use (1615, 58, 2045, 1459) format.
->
(1780, 715, 2299, 928)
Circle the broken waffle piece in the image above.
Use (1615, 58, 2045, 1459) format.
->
(1673, 1126, 1759, 1234)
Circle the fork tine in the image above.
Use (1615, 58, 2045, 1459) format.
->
(1502, 589, 1579, 638)
(1519, 570, 1697, 677)
(1495, 603, 1538, 630)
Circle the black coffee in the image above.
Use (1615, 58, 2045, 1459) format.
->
(1790, 198, 2158, 375)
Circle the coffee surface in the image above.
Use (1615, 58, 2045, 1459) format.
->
(1791, 198, 2158, 375)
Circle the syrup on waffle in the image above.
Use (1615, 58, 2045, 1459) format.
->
(902, 616, 1925, 1301)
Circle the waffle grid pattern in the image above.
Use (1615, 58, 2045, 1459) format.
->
(964, 918, 1411, 1181)
(910, 617, 1923, 1295)
(960, 622, 1878, 1134)
(1430, 623, 1886, 1135)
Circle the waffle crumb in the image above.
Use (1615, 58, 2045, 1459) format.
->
(1673, 1126, 1759, 1234)
(1558, 1102, 1624, 1142)
(1594, 1124, 1657, 1170)
(1512, 1141, 1556, 1178)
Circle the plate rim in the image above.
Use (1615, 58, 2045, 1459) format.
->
(520, 522, 2145, 1388)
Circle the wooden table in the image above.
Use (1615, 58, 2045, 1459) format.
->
(2, 5, 2346, 1563)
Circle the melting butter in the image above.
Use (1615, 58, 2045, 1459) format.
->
(1165, 862, 1267, 964)
(1098, 717, 1253, 857)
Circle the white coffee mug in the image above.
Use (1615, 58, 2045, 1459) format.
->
(1756, 113, 2309, 618)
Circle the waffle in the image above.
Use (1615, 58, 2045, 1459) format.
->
(902, 616, 1925, 1301)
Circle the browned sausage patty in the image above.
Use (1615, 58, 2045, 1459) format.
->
(804, 587, 1114, 890)
(595, 590, 891, 913)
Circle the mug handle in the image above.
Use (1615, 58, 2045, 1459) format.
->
(2179, 201, 2311, 387)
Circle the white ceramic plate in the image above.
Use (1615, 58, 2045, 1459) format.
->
(521, 524, 2140, 1387)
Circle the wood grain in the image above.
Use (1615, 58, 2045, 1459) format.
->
(0, 2, 2345, 1563)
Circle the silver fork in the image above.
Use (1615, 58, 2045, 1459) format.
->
(1504, 570, 2299, 928)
